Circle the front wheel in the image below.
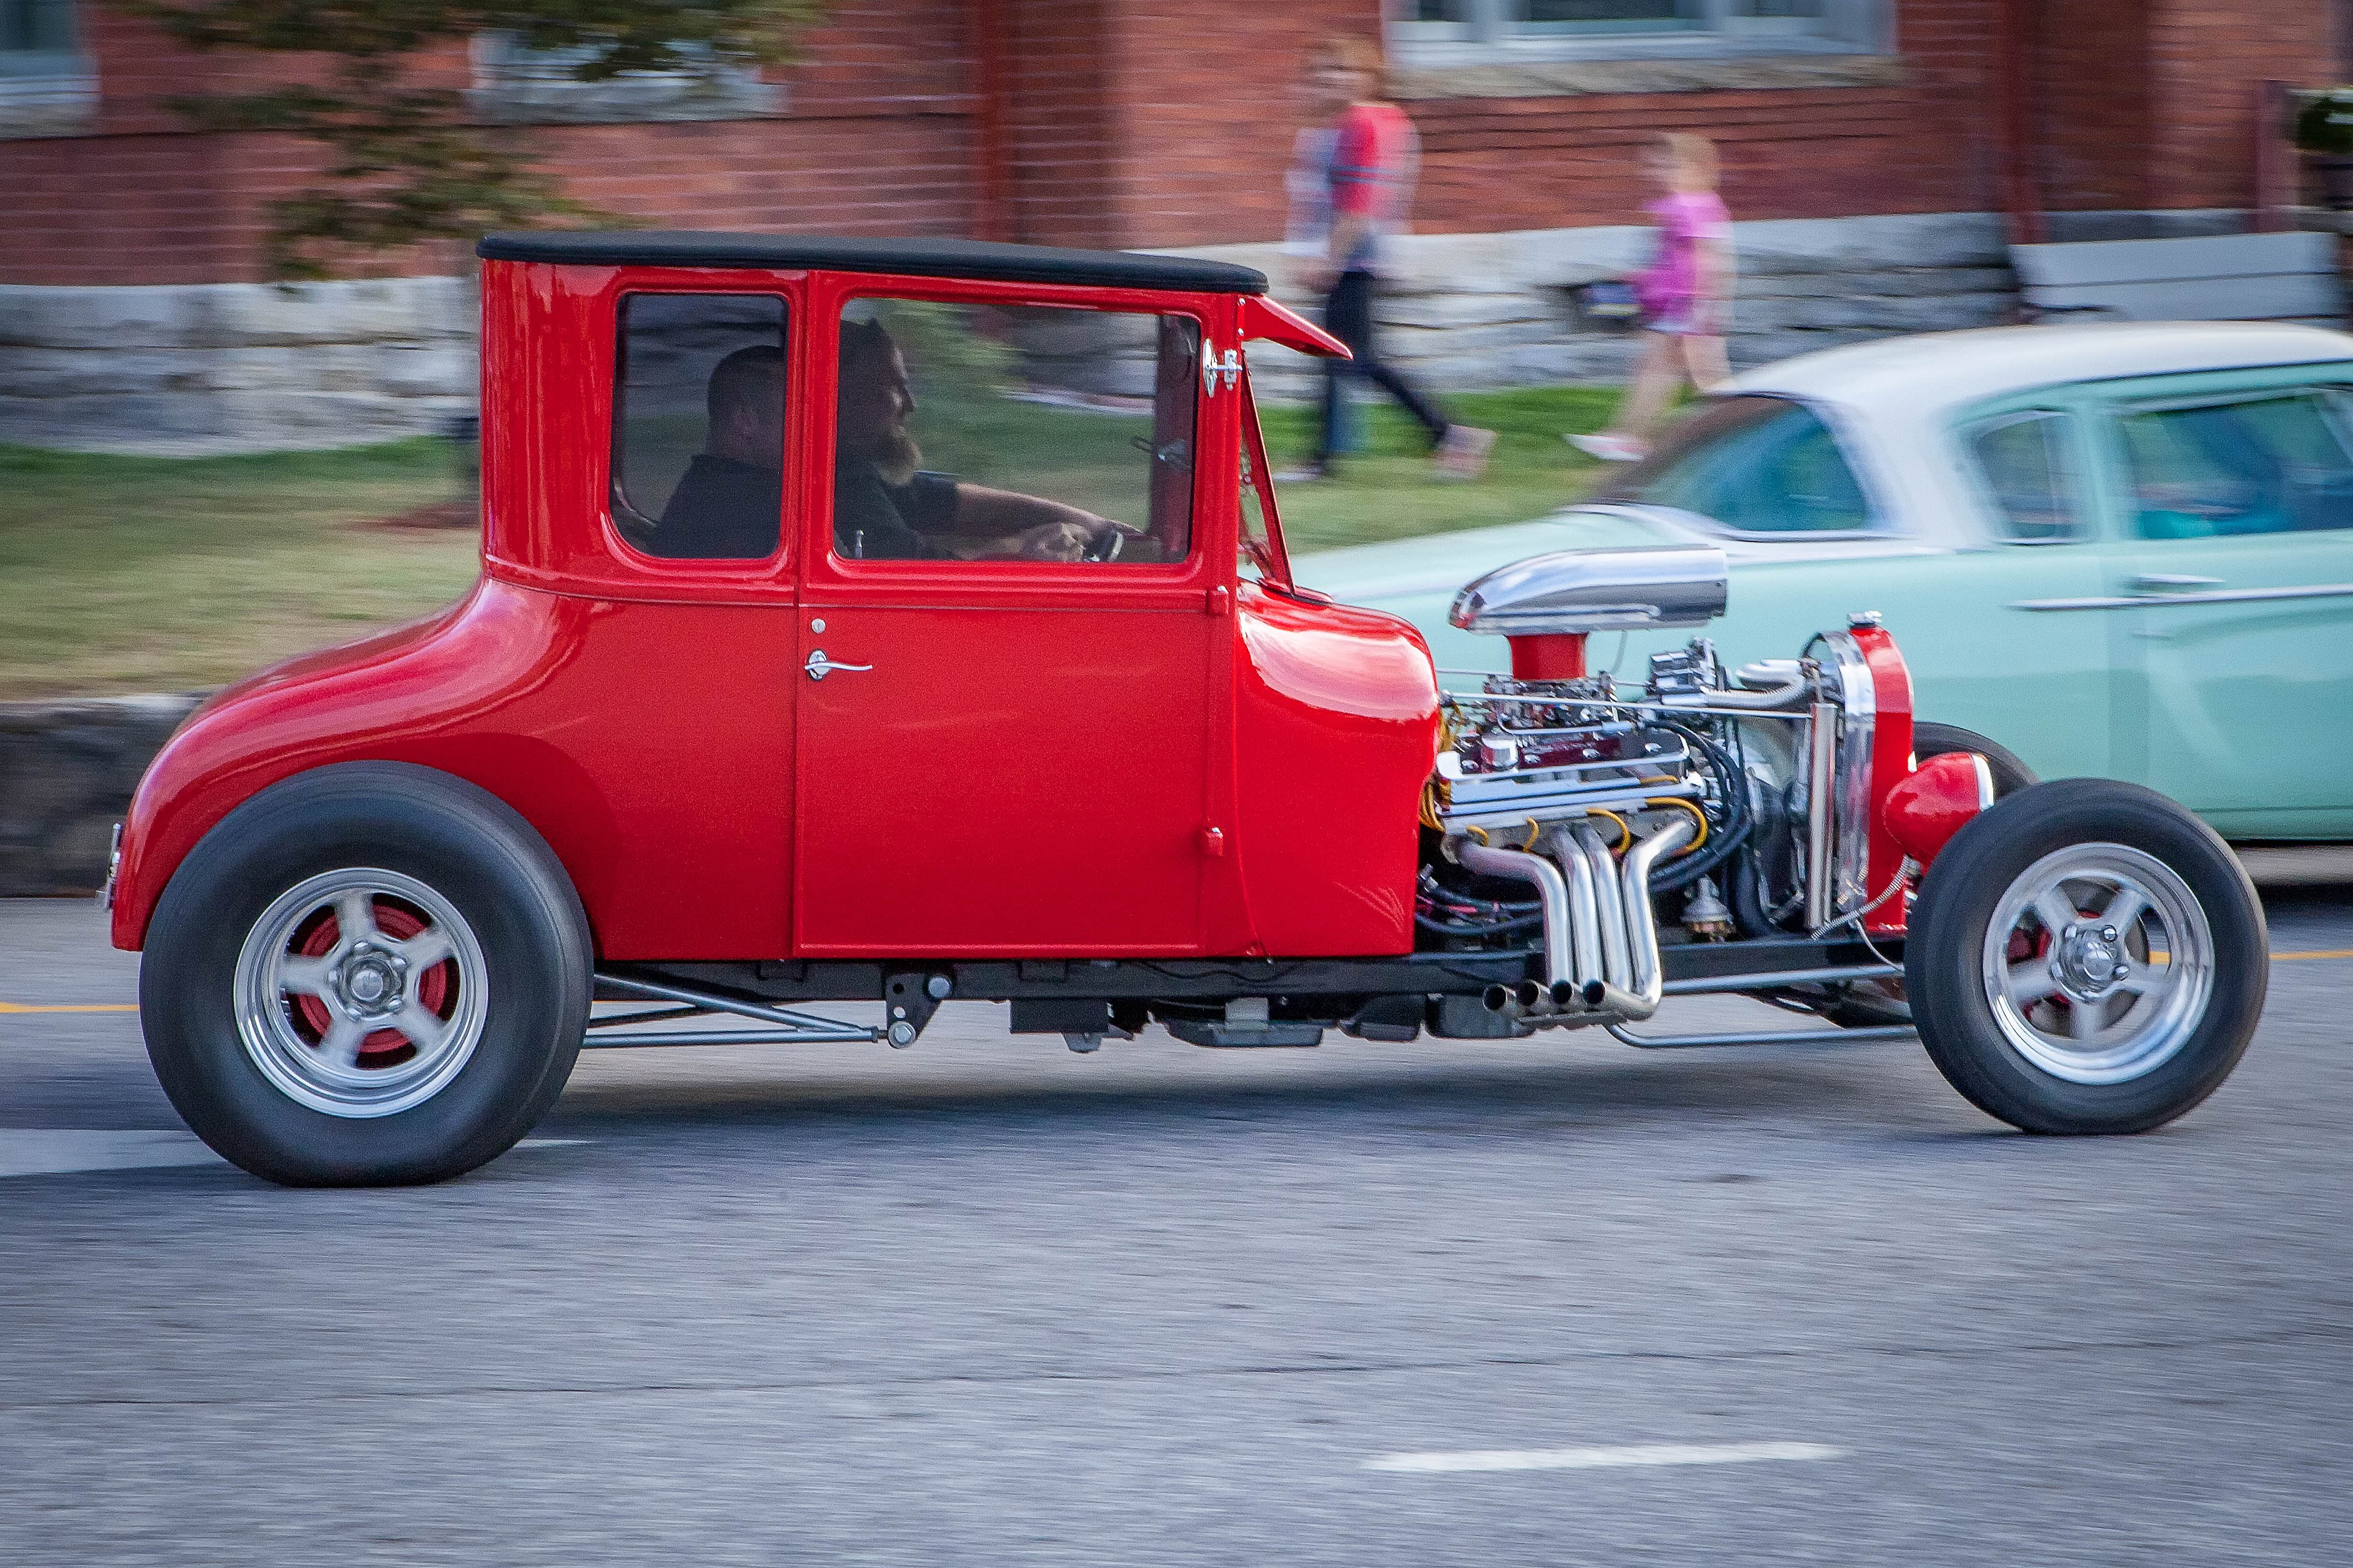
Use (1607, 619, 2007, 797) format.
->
(1905, 778, 2266, 1134)
(141, 763, 592, 1185)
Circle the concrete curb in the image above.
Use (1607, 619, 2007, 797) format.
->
(0, 691, 209, 895)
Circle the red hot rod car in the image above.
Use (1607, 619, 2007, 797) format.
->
(107, 233, 2268, 1186)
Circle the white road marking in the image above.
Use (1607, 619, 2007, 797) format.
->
(0, 1131, 589, 1178)
(1365, 1441, 1845, 1474)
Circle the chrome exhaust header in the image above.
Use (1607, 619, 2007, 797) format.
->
(1452, 814, 1697, 1030)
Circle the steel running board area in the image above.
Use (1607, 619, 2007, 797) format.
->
(585, 972, 879, 1048)
(1606, 1022, 1916, 1049)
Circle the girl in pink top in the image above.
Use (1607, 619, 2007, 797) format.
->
(1570, 134, 1735, 463)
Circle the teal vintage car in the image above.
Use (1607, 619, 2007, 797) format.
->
(1301, 322, 2353, 842)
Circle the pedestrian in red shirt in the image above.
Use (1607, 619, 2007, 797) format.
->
(1281, 36, 1494, 485)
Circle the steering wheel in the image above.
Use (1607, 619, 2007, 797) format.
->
(1082, 525, 1125, 564)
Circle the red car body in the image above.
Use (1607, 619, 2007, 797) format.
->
(112, 247, 1440, 965)
(114, 234, 2272, 1186)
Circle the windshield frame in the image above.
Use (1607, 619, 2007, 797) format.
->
(1236, 363, 1295, 589)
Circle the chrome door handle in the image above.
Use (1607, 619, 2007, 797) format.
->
(804, 649, 871, 681)
(2131, 573, 2222, 591)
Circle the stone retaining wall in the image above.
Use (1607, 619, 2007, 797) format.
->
(1189, 210, 2023, 401)
(0, 693, 207, 895)
(0, 276, 475, 456)
(6, 210, 2315, 452)
(1177, 207, 2299, 402)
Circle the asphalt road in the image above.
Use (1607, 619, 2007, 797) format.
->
(3, 893, 2349, 1566)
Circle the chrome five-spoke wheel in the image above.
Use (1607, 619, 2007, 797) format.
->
(232, 867, 490, 1117)
(1981, 843, 2213, 1086)
(1909, 777, 2264, 1135)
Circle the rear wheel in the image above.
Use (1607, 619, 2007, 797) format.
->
(142, 763, 591, 1185)
(1906, 778, 2265, 1133)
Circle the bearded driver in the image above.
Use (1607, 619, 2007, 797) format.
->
(832, 317, 1134, 562)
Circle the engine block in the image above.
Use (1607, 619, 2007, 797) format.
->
(1429, 664, 1708, 838)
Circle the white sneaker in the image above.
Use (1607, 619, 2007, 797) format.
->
(1567, 432, 1647, 463)
(1433, 425, 1497, 480)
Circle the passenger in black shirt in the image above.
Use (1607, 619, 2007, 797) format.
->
(656, 345, 786, 559)
(833, 318, 1135, 561)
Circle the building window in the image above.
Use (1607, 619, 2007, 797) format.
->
(1390, 0, 1887, 62)
(468, 33, 782, 125)
(1, 0, 95, 138)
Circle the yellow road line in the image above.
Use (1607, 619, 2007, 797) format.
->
(0, 1002, 138, 1013)
(2271, 949, 2353, 962)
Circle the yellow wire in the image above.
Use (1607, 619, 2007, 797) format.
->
(1520, 818, 1542, 851)
(1586, 807, 1632, 853)
(1467, 824, 1490, 846)
(1646, 796, 1708, 855)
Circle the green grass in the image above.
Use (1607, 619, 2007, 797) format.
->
(0, 386, 1624, 699)
(1259, 386, 1622, 553)
(0, 440, 479, 700)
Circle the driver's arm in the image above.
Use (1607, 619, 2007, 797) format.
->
(948, 483, 1112, 540)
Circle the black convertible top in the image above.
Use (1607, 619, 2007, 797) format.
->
(476, 231, 1268, 294)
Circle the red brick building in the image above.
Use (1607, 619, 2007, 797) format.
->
(1, 1, 2345, 451)
(4, 0, 2344, 287)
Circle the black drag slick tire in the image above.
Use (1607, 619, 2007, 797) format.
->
(1914, 721, 2038, 798)
(1905, 777, 2265, 1135)
(141, 762, 592, 1186)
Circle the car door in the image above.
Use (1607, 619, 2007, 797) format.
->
(2093, 372, 2353, 836)
(791, 285, 1222, 957)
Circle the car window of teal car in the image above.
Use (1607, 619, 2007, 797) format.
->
(1607, 395, 1876, 535)
(2116, 388, 2353, 540)
(1964, 410, 2087, 543)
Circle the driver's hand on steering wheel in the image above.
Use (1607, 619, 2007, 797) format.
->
(1008, 519, 1093, 561)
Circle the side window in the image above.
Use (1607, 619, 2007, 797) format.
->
(831, 299, 1199, 564)
(612, 293, 788, 561)
(2118, 388, 2353, 541)
(1964, 410, 2084, 542)
(1617, 395, 1875, 534)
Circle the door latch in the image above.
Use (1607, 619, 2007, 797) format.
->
(1201, 343, 1242, 395)
(804, 648, 872, 681)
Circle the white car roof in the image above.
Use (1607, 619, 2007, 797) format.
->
(1725, 322, 2353, 422)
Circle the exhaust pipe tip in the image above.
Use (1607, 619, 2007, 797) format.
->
(1549, 979, 1585, 1012)
(1581, 979, 1607, 1010)
(1513, 979, 1548, 1012)
(1482, 984, 1517, 1014)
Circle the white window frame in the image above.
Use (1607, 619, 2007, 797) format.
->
(1389, 0, 1888, 64)
(468, 32, 783, 125)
